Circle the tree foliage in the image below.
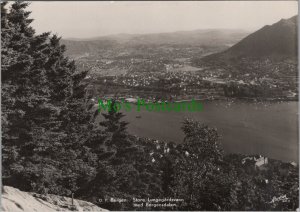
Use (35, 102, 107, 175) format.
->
(1, 1, 95, 195)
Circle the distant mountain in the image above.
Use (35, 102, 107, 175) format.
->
(204, 16, 298, 60)
(61, 39, 118, 56)
(61, 29, 249, 56)
(114, 29, 249, 46)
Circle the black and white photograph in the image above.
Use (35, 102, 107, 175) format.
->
(1, 1, 299, 211)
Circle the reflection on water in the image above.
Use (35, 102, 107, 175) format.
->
(122, 100, 298, 162)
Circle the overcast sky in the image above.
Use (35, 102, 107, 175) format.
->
(28, 1, 298, 39)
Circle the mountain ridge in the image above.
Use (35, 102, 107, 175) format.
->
(64, 28, 249, 42)
(61, 29, 249, 56)
(204, 15, 298, 60)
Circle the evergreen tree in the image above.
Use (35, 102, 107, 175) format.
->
(1, 2, 96, 195)
(100, 100, 128, 143)
(1, 2, 54, 189)
(83, 101, 163, 210)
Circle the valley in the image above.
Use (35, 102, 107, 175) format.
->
(62, 20, 298, 103)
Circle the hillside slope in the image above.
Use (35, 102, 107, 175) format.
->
(1, 186, 107, 212)
(204, 15, 298, 60)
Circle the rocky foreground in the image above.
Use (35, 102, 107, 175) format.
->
(1, 186, 107, 212)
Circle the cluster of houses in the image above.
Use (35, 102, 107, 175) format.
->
(242, 155, 269, 170)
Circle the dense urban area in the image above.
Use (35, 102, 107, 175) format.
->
(68, 44, 298, 103)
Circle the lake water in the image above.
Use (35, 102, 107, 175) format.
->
(121, 100, 298, 162)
